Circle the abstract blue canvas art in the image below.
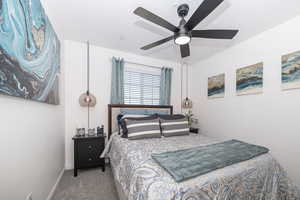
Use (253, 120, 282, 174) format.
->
(0, 0, 60, 105)
(208, 73, 225, 99)
(236, 62, 263, 95)
(282, 50, 300, 90)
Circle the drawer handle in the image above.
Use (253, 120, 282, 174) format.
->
(88, 158, 92, 161)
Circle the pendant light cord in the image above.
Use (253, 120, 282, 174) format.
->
(180, 63, 183, 113)
(186, 63, 188, 98)
(87, 41, 90, 94)
(87, 41, 90, 129)
(88, 105, 90, 130)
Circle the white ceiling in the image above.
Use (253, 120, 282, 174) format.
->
(41, 0, 300, 64)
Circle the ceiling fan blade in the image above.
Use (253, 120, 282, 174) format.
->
(185, 0, 224, 31)
(180, 44, 190, 58)
(134, 7, 179, 33)
(141, 36, 174, 50)
(192, 30, 239, 39)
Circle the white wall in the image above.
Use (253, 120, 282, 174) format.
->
(0, 51, 65, 199)
(64, 40, 183, 169)
(190, 15, 300, 186)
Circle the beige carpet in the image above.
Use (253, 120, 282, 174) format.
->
(51, 167, 119, 200)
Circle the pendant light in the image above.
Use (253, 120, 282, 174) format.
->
(79, 41, 97, 128)
(182, 62, 192, 109)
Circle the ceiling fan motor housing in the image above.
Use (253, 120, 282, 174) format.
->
(174, 17, 191, 45)
(176, 4, 190, 38)
(177, 4, 189, 17)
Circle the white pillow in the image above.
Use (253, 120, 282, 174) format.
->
(121, 114, 148, 119)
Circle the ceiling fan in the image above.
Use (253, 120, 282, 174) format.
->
(134, 0, 239, 58)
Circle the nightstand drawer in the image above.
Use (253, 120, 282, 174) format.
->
(78, 139, 104, 153)
(77, 140, 104, 163)
(78, 152, 101, 164)
(78, 157, 104, 168)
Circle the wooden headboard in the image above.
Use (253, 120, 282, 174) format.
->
(107, 104, 173, 139)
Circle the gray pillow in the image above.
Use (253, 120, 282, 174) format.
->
(118, 114, 148, 136)
(125, 118, 161, 140)
(120, 115, 158, 138)
(158, 114, 185, 120)
(160, 118, 189, 137)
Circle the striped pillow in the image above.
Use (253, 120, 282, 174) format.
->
(120, 115, 158, 138)
(118, 114, 148, 135)
(160, 118, 189, 137)
(125, 118, 161, 140)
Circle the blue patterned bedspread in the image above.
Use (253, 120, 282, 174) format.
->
(109, 134, 300, 200)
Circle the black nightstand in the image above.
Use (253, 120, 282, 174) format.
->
(72, 135, 105, 177)
(190, 127, 199, 134)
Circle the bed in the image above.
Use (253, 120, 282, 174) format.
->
(107, 104, 299, 200)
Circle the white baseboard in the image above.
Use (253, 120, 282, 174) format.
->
(46, 168, 65, 200)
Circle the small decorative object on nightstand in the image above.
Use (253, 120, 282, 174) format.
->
(88, 128, 96, 136)
(97, 125, 104, 135)
(72, 135, 105, 177)
(190, 127, 199, 134)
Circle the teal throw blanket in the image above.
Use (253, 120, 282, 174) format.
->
(151, 140, 269, 182)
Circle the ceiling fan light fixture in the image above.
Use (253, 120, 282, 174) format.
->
(174, 33, 191, 45)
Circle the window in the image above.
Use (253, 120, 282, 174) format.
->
(124, 64, 161, 105)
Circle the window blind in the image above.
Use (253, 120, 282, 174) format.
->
(124, 65, 161, 105)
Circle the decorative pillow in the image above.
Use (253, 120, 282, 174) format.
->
(120, 108, 149, 115)
(125, 118, 161, 140)
(147, 109, 170, 115)
(160, 117, 189, 137)
(117, 114, 148, 135)
(120, 108, 170, 115)
(158, 114, 185, 120)
(121, 114, 148, 119)
(120, 115, 158, 138)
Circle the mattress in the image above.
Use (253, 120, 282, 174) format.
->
(108, 133, 300, 200)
